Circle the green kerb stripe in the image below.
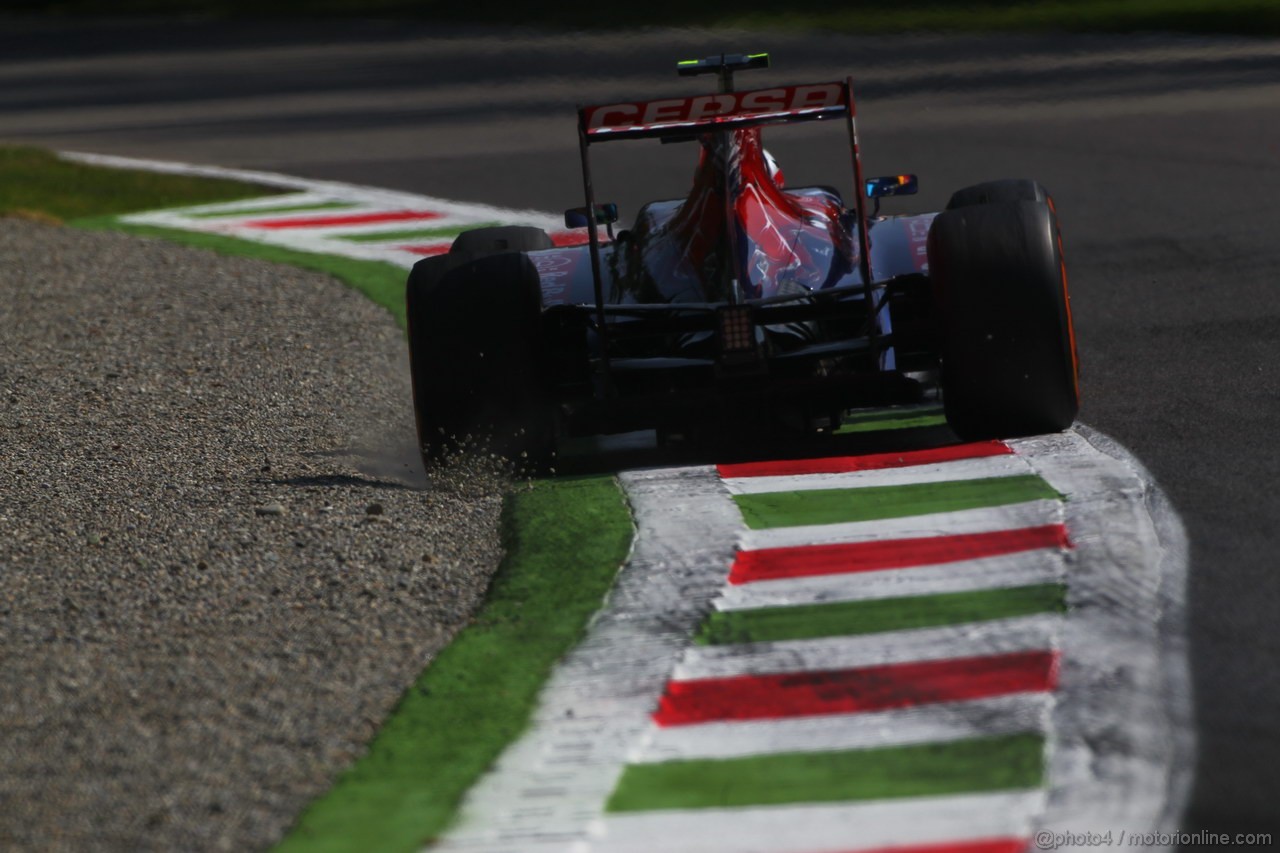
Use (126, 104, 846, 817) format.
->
(187, 200, 358, 218)
(337, 223, 500, 243)
(734, 474, 1061, 529)
(836, 404, 946, 433)
(696, 583, 1067, 646)
(606, 732, 1044, 812)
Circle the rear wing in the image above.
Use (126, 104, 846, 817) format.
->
(580, 81, 851, 141)
(572, 64, 873, 393)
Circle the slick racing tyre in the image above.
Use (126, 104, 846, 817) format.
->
(449, 225, 554, 258)
(406, 248, 556, 471)
(928, 186, 1080, 440)
(945, 178, 1050, 209)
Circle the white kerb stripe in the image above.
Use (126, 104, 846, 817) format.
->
(714, 548, 1068, 611)
(738, 499, 1064, 552)
(671, 612, 1062, 682)
(721, 453, 1029, 495)
(168, 191, 340, 215)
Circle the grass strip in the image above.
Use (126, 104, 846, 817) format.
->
(696, 583, 1066, 646)
(277, 475, 633, 853)
(187, 200, 359, 218)
(734, 474, 1061, 529)
(0, 146, 280, 220)
(338, 222, 500, 243)
(1, 148, 409, 323)
(606, 732, 1044, 812)
(72, 217, 411, 327)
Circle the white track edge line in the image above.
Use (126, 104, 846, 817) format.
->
(431, 467, 740, 852)
(1011, 428, 1192, 852)
(630, 693, 1053, 763)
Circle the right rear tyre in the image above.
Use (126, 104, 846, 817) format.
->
(928, 187, 1079, 440)
(945, 178, 1050, 209)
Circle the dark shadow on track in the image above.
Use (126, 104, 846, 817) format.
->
(553, 423, 963, 477)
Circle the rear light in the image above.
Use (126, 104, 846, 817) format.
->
(717, 305, 761, 369)
(718, 306, 755, 353)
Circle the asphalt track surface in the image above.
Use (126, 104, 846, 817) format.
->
(4, 15, 1279, 839)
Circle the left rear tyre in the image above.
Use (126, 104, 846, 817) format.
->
(406, 250, 557, 471)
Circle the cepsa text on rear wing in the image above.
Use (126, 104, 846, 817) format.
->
(580, 81, 851, 141)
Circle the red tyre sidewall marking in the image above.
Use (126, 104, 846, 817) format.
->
(1046, 196, 1080, 400)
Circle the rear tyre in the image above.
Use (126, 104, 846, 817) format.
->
(946, 178, 1050, 209)
(406, 249, 556, 471)
(450, 225, 554, 258)
(928, 189, 1079, 440)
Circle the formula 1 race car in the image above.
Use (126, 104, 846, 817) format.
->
(406, 53, 1079, 468)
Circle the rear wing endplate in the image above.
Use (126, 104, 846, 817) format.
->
(580, 81, 851, 142)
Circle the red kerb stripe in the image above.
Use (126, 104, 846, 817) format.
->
(400, 244, 451, 257)
(653, 650, 1059, 726)
(717, 441, 1011, 478)
(244, 210, 444, 229)
(403, 231, 603, 255)
(730, 524, 1072, 585)
(550, 231, 589, 246)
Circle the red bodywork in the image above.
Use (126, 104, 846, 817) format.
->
(531, 121, 932, 311)
(654, 127, 855, 301)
